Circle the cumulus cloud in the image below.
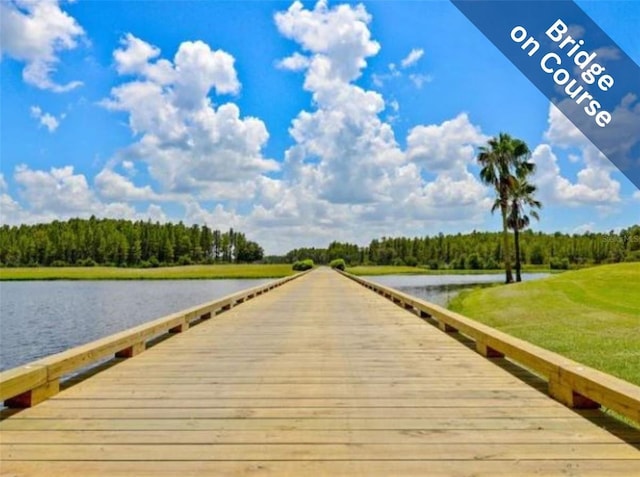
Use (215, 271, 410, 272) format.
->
(534, 104, 621, 205)
(30, 105, 63, 132)
(0, 0, 85, 91)
(0, 164, 172, 225)
(406, 113, 487, 175)
(241, 1, 492, 251)
(94, 168, 159, 201)
(400, 48, 424, 68)
(102, 34, 277, 199)
(532, 144, 620, 205)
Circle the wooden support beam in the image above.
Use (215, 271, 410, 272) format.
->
(169, 321, 189, 333)
(438, 322, 458, 333)
(476, 341, 505, 358)
(5, 379, 59, 408)
(115, 342, 145, 358)
(548, 375, 600, 409)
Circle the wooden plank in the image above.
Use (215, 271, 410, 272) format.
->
(3, 428, 639, 445)
(0, 417, 614, 432)
(2, 460, 639, 477)
(3, 443, 640, 461)
(3, 405, 587, 420)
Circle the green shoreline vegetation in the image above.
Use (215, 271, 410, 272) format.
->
(448, 263, 640, 388)
(0, 264, 294, 281)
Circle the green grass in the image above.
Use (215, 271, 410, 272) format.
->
(448, 262, 640, 387)
(347, 265, 554, 276)
(0, 264, 295, 280)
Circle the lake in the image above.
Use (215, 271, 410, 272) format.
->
(366, 273, 549, 307)
(0, 279, 269, 371)
(0, 273, 549, 372)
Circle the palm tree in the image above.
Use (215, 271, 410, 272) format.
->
(506, 176, 542, 282)
(477, 133, 531, 283)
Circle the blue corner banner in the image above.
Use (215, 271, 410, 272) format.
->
(451, 0, 640, 191)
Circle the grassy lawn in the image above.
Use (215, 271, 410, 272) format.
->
(347, 265, 554, 276)
(0, 264, 295, 280)
(448, 262, 640, 387)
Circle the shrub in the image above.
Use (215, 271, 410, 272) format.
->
(391, 257, 405, 267)
(330, 258, 346, 270)
(78, 258, 97, 267)
(427, 259, 440, 270)
(50, 260, 67, 267)
(404, 256, 418, 267)
(550, 257, 570, 270)
(483, 258, 499, 270)
(148, 256, 160, 268)
(292, 259, 314, 271)
(178, 255, 192, 266)
(466, 253, 482, 270)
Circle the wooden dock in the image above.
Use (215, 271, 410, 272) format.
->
(1, 268, 639, 475)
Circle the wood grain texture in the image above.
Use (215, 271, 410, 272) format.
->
(1, 268, 639, 476)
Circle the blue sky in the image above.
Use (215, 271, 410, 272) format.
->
(1, 0, 639, 254)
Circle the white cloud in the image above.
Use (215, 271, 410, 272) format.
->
(103, 34, 277, 199)
(275, 0, 380, 87)
(0, 173, 7, 191)
(572, 222, 595, 234)
(406, 113, 487, 175)
(408, 73, 433, 89)
(14, 164, 99, 215)
(276, 52, 310, 71)
(94, 168, 159, 201)
(30, 105, 62, 132)
(536, 104, 621, 205)
(0, 164, 174, 226)
(0, 0, 85, 91)
(531, 144, 620, 205)
(400, 48, 423, 68)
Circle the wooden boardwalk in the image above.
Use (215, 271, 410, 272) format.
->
(1, 268, 639, 476)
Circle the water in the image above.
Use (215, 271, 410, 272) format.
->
(0, 279, 270, 371)
(366, 273, 550, 307)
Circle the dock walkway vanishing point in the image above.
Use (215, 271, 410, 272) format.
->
(1, 268, 639, 476)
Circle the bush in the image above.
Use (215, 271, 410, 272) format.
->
(427, 259, 440, 270)
(550, 257, 570, 270)
(391, 257, 405, 267)
(78, 258, 96, 267)
(330, 258, 346, 270)
(466, 253, 482, 270)
(451, 256, 466, 270)
(404, 256, 418, 267)
(178, 255, 192, 266)
(292, 259, 314, 271)
(483, 258, 499, 270)
(50, 260, 67, 267)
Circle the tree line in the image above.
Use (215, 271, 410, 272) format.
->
(284, 226, 640, 270)
(0, 217, 264, 267)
